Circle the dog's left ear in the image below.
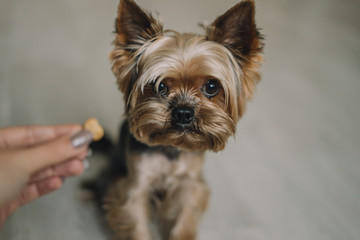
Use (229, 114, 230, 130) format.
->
(208, 0, 263, 57)
(207, 0, 264, 115)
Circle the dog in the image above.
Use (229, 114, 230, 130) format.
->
(84, 0, 263, 239)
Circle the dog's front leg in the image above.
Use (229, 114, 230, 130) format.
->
(168, 178, 210, 240)
(109, 152, 175, 240)
(125, 186, 152, 240)
(106, 177, 152, 240)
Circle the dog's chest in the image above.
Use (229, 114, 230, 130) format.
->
(134, 151, 204, 190)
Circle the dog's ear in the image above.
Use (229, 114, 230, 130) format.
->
(111, 0, 163, 105)
(207, 0, 263, 58)
(207, 0, 264, 116)
(114, 0, 163, 47)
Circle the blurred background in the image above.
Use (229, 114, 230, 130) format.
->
(1, 0, 359, 239)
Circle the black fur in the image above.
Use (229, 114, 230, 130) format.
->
(82, 122, 128, 207)
(82, 120, 181, 208)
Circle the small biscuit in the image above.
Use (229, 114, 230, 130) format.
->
(83, 118, 104, 141)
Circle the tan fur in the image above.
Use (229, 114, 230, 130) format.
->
(113, 31, 245, 152)
(100, 0, 263, 239)
(104, 151, 209, 240)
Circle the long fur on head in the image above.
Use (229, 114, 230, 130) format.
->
(110, 0, 264, 152)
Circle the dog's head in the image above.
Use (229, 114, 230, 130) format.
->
(110, 0, 263, 152)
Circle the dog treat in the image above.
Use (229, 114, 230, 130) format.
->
(83, 118, 104, 141)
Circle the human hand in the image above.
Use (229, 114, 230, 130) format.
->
(0, 124, 92, 227)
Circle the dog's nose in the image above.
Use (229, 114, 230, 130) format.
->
(172, 107, 194, 125)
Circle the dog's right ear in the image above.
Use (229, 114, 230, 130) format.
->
(111, 0, 163, 103)
(114, 0, 163, 50)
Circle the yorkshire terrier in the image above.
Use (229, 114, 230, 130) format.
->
(84, 0, 263, 239)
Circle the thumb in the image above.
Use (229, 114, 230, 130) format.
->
(19, 130, 93, 174)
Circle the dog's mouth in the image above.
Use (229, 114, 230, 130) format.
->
(134, 120, 229, 152)
(149, 122, 202, 139)
(172, 122, 196, 133)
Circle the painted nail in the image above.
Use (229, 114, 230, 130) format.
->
(83, 159, 90, 169)
(71, 130, 93, 148)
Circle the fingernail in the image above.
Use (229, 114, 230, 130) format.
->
(83, 159, 90, 169)
(71, 130, 93, 148)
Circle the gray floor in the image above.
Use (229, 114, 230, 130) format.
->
(1, 0, 360, 239)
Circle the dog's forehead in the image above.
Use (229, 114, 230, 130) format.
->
(137, 33, 240, 88)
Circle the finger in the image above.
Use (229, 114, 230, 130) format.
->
(16, 131, 91, 174)
(0, 124, 82, 150)
(30, 150, 88, 182)
(30, 158, 85, 182)
(22, 177, 63, 205)
(2, 177, 63, 217)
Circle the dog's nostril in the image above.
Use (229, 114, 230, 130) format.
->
(172, 107, 194, 125)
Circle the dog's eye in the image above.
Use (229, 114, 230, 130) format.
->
(157, 82, 169, 97)
(202, 80, 220, 98)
